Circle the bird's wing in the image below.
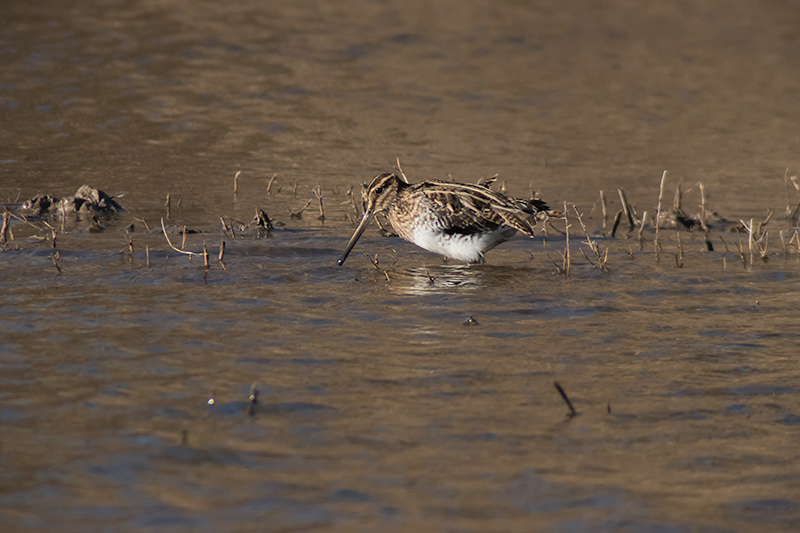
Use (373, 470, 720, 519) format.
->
(415, 181, 546, 236)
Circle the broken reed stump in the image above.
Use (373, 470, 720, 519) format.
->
(218, 240, 226, 270)
(553, 381, 578, 418)
(637, 210, 648, 246)
(654, 170, 667, 262)
(233, 170, 241, 198)
(267, 173, 278, 195)
(610, 210, 622, 239)
(50, 251, 62, 274)
(289, 199, 312, 219)
(618, 188, 636, 231)
(563, 201, 570, 278)
(599, 190, 608, 235)
(313, 185, 325, 220)
(0, 211, 10, 244)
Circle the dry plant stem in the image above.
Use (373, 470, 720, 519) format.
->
(675, 231, 684, 268)
(610, 210, 622, 238)
(637, 210, 648, 245)
(0, 211, 10, 244)
(50, 251, 62, 274)
(234, 170, 241, 197)
(780, 230, 787, 254)
(394, 157, 409, 184)
(267, 173, 278, 194)
(673, 181, 682, 211)
(289, 199, 312, 218)
(313, 186, 325, 220)
(572, 205, 609, 273)
(758, 210, 774, 236)
(133, 217, 150, 231)
(718, 235, 730, 253)
(160, 218, 201, 257)
(218, 240, 226, 270)
(165, 193, 171, 219)
(553, 381, 578, 418)
(181, 226, 187, 249)
(542, 240, 566, 276)
(699, 182, 708, 230)
(146, 245, 151, 268)
(736, 233, 746, 268)
(203, 243, 209, 270)
(790, 231, 799, 251)
(350, 188, 360, 218)
(654, 170, 667, 262)
(563, 202, 570, 278)
(618, 188, 635, 230)
(599, 190, 608, 235)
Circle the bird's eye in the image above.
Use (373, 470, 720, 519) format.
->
(374, 185, 385, 195)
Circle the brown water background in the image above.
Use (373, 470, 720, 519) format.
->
(2, 1, 800, 531)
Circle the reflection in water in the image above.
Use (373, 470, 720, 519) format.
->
(390, 264, 487, 294)
(388, 263, 537, 295)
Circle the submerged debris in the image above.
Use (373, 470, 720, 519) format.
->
(23, 185, 123, 217)
(462, 315, 479, 326)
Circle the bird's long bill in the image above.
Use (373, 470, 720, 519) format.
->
(337, 212, 373, 266)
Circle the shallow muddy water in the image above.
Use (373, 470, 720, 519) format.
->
(3, 1, 800, 531)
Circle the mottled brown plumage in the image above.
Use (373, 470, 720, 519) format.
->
(338, 172, 553, 265)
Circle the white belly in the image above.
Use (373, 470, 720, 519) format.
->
(410, 225, 517, 263)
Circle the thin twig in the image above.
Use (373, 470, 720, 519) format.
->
(563, 201, 570, 278)
(132, 216, 150, 231)
(289, 199, 312, 219)
(637, 210, 648, 246)
(0, 211, 10, 244)
(313, 185, 325, 220)
(554, 381, 578, 418)
(610, 210, 622, 239)
(599, 190, 608, 235)
(698, 182, 708, 231)
(218, 240, 226, 270)
(50, 251, 62, 274)
(394, 158, 409, 184)
(572, 205, 609, 273)
(654, 170, 667, 262)
(161, 218, 201, 257)
(618, 188, 636, 230)
(234, 170, 241, 197)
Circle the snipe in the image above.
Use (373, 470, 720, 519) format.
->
(338, 172, 554, 265)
